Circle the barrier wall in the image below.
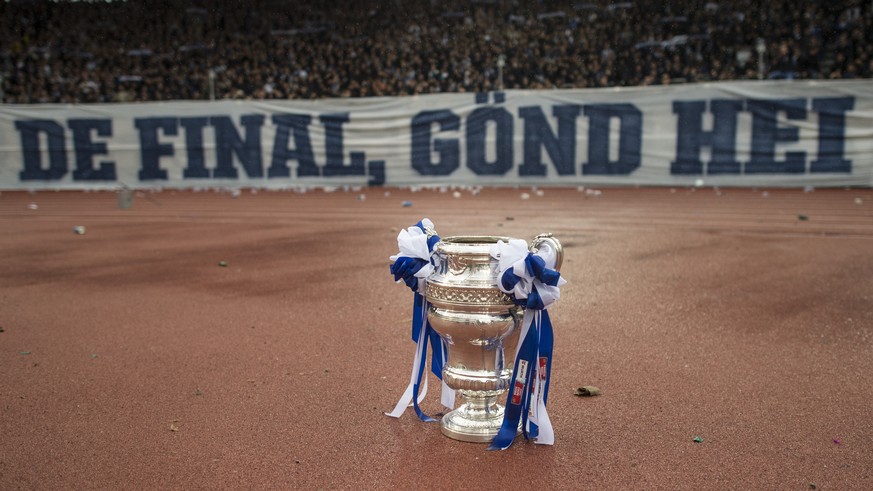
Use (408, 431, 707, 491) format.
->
(1, 80, 872, 189)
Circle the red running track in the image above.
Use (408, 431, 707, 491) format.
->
(1, 187, 872, 489)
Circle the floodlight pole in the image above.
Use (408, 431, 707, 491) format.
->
(755, 38, 766, 80)
(497, 55, 506, 90)
(208, 69, 216, 101)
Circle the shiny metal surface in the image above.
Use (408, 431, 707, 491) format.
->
(425, 234, 562, 443)
(531, 233, 563, 272)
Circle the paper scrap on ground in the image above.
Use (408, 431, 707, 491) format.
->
(574, 386, 601, 397)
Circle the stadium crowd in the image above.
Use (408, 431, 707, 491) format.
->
(1, 0, 871, 103)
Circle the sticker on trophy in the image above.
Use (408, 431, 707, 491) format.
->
(511, 381, 524, 405)
(512, 359, 529, 405)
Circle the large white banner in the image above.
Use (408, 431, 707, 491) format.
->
(1, 80, 871, 189)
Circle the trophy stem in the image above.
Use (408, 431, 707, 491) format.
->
(440, 389, 507, 443)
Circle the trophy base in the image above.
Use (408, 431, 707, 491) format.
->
(440, 400, 509, 443)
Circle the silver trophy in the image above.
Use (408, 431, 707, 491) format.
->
(425, 233, 562, 442)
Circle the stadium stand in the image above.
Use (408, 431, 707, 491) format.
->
(1, 0, 870, 103)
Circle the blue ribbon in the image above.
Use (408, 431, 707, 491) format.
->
(428, 325, 446, 378)
(390, 219, 447, 422)
(488, 312, 539, 450)
(405, 294, 446, 378)
(488, 252, 561, 450)
(499, 254, 561, 310)
(526, 311, 553, 441)
(391, 256, 426, 293)
(525, 254, 561, 287)
(416, 219, 440, 253)
(410, 295, 437, 422)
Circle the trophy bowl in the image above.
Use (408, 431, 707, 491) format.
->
(425, 234, 562, 442)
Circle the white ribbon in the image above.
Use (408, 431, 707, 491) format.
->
(490, 239, 566, 309)
(489, 239, 567, 445)
(387, 218, 455, 419)
(385, 298, 431, 418)
(389, 218, 435, 294)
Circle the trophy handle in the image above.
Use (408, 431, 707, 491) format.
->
(422, 222, 438, 239)
(530, 233, 563, 272)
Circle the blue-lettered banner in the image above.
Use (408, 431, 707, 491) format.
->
(1, 80, 872, 189)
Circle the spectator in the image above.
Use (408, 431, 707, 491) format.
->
(768, 42, 798, 80)
(0, 0, 870, 103)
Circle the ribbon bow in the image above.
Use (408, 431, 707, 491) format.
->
(386, 219, 455, 422)
(488, 238, 566, 450)
(389, 219, 439, 294)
